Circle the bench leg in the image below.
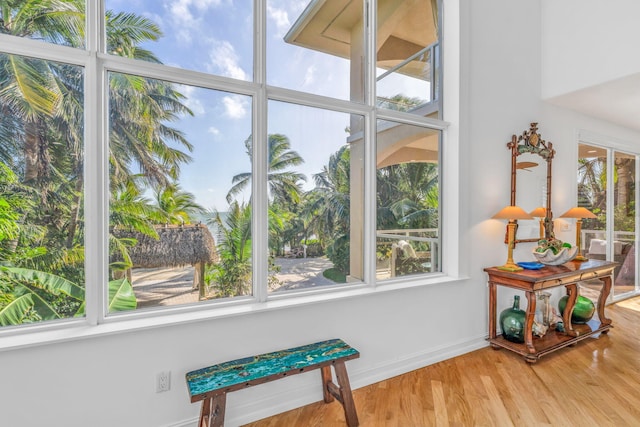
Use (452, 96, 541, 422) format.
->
(321, 366, 334, 403)
(199, 394, 226, 427)
(334, 361, 359, 427)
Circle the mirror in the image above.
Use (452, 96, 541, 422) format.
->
(508, 123, 555, 244)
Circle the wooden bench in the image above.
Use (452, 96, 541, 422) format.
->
(185, 338, 360, 427)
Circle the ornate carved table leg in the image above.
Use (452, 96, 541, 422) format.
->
(598, 275, 613, 329)
(524, 291, 537, 354)
(563, 284, 579, 337)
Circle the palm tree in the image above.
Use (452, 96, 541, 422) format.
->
(377, 162, 439, 229)
(226, 134, 306, 205)
(306, 145, 351, 239)
(206, 202, 252, 297)
(153, 184, 205, 225)
(0, 1, 84, 185)
(108, 73, 194, 190)
(303, 145, 351, 273)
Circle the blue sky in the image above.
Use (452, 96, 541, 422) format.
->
(106, 0, 354, 211)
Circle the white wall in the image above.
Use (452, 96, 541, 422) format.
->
(541, 0, 640, 99)
(2, 2, 640, 427)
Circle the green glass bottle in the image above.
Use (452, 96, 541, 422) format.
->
(558, 295, 595, 324)
(500, 295, 526, 343)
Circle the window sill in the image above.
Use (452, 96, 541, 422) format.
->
(0, 273, 468, 353)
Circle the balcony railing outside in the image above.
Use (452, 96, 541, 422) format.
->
(376, 228, 439, 279)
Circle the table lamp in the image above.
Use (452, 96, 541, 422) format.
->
(559, 207, 597, 261)
(492, 206, 534, 271)
(529, 207, 547, 239)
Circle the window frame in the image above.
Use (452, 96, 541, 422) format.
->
(0, 0, 462, 349)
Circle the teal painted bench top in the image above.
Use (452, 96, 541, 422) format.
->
(186, 338, 359, 401)
(185, 339, 360, 426)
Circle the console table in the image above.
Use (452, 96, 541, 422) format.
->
(484, 259, 616, 363)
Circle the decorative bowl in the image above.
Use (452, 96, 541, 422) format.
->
(532, 246, 578, 266)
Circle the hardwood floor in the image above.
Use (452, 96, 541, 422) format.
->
(244, 296, 640, 426)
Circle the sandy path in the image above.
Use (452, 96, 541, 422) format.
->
(131, 256, 338, 307)
(272, 256, 337, 291)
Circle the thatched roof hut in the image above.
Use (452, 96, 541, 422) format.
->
(112, 224, 218, 268)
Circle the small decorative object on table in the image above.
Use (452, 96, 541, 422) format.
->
(499, 295, 526, 343)
(558, 295, 596, 324)
(517, 262, 544, 270)
(536, 291, 552, 327)
(532, 238, 578, 265)
(532, 291, 552, 337)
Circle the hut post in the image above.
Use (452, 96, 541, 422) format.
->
(195, 262, 207, 299)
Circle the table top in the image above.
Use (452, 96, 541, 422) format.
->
(186, 338, 359, 399)
(484, 259, 617, 285)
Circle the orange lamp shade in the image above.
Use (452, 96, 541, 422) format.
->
(559, 207, 597, 219)
(492, 205, 534, 220)
(529, 207, 547, 218)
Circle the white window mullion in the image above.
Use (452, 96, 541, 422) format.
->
(364, 0, 376, 286)
(84, 0, 106, 324)
(605, 148, 614, 262)
(253, 0, 268, 302)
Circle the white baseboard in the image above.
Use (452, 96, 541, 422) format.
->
(172, 335, 487, 427)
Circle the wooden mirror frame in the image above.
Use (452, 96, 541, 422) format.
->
(508, 123, 556, 245)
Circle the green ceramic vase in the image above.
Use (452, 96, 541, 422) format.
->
(558, 295, 596, 324)
(499, 295, 526, 343)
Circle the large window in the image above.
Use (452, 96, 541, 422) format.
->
(0, 0, 445, 329)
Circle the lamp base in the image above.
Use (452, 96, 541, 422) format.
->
(497, 262, 523, 272)
(574, 255, 588, 262)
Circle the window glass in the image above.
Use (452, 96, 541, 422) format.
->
(267, 0, 364, 102)
(612, 151, 636, 297)
(578, 144, 607, 257)
(108, 72, 252, 312)
(0, 1, 85, 48)
(376, 121, 441, 280)
(376, 0, 440, 117)
(105, 0, 253, 80)
(0, 53, 86, 327)
(266, 101, 364, 291)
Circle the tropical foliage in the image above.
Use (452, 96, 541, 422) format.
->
(226, 134, 306, 205)
(578, 153, 636, 233)
(0, 267, 136, 326)
(205, 203, 252, 297)
(0, 2, 196, 325)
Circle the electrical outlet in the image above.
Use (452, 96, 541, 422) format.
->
(156, 371, 171, 393)
(560, 223, 571, 232)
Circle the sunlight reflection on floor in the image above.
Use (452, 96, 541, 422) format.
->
(615, 296, 640, 312)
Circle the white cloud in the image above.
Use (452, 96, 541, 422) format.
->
(164, 0, 223, 43)
(267, 3, 290, 37)
(193, 0, 223, 9)
(143, 12, 164, 30)
(303, 65, 316, 86)
(208, 126, 220, 135)
(175, 84, 205, 115)
(208, 40, 247, 80)
(168, 0, 195, 26)
(223, 95, 248, 119)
